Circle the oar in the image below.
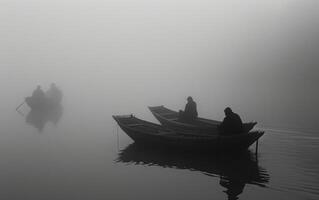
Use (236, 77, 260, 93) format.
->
(16, 109, 25, 117)
(16, 101, 25, 111)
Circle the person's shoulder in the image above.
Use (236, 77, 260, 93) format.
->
(233, 113, 242, 119)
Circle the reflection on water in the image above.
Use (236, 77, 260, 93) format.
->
(117, 144, 270, 200)
(25, 105, 63, 132)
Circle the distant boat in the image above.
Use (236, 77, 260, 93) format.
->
(113, 115, 264, 152)
(25, 95, 62, 111)
(149, 106, 257, 134)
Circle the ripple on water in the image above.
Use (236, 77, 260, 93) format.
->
(262, 129, 319, 199)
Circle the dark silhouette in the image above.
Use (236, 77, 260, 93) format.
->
(25, 85, 46, 110)
(179, 96, 198, 122)
(26, 104, 63, 132)
(46, 83, 63, 105)
(219, 107, 244, 135)
(21, 84, 64, 131)
(32, 85, 45, 99)
(116, 144, 269, 200)
(25, 84, 63, 110)
(32, 85, 46, 103)
(113, 115, 263, 151)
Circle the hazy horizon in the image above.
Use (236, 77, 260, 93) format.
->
(1, 0, 319, 130)
(1, 1, 319, 200)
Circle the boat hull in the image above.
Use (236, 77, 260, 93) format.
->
(113, 115, 263, 152)
(25, 96, 61, 111)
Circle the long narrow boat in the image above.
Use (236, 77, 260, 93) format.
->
(113, 115, 264, 152)
(25, 96, 61, 111)
(149, 106, 257, 134)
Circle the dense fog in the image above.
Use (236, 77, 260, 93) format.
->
(1, 0, 319, 130)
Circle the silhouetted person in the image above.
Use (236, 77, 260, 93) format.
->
(219, 107, 243, 134)
(32, 85, 45, 100)
(179, 96, 198, 122)
(46, 83, 62, 105)
(25, 85, 46, 110)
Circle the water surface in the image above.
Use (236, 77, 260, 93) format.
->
(1, 92, 318, 200)
(1, 0, 319, 199)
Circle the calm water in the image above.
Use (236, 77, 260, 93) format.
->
(1, 88, 318, 200)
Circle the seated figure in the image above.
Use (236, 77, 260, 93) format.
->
(219, 107, 243, 135)
(32, 85, 46, 102)
(179, 96, 198, 122)
(46, 83, 63, 105)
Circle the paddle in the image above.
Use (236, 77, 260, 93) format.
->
(16, 101, 25, 111)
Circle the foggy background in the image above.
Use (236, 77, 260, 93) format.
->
(1, 0, 319, 131)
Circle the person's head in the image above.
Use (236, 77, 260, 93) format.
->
(36, 85, 41, 90)
(187, 96, 193, 102)
(224, 107, 232, 116)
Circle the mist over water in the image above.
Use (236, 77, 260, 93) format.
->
(1, 0, 319, 199)
(2, 0, 319, 130)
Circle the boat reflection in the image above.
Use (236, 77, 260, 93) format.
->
(26, 104, 63, 132)
(117, 144, 269, 200)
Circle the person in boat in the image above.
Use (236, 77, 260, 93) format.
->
(25, 85, 46, 108)
(179, 96, 198, 122)
(219, 107, 243, 135)
(46, 83, 62, 105)
(32, 85, 46, 101)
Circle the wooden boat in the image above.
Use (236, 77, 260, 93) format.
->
(25, 96, 61, 111)
(25, 87, 63, 111)
(149, 106, 257, 134)
(113, 115, 264, 151)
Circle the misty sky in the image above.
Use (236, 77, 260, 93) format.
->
(1, 0, 319, 130)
